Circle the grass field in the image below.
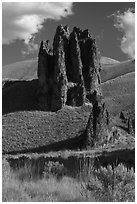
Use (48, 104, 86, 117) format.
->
(2, 157, 135, 202)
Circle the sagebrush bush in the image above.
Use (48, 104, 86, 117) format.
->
(84, 164, 135, 202)
(43, 161, 67, 179)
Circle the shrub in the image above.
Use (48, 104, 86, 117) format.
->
(43, 161, 67, 179)
(3, 157, 135, 202)
(84, 164, 135, 202)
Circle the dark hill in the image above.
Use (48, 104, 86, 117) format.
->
(2, 80, 39, 114)
(2, 72, 135, 153)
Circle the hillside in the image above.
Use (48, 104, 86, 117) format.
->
(2, 105, 92, 153)
(2, 80, 39, 114)
(2, 58, 38, 81)
(3, 63, 135, 116)
(2, 71, 135, 153)
(101, 72, 135, 115)
(100, 56, 120, 67)
(100, 59, 135, 83)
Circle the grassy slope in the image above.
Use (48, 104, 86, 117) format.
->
(2, 105, 92, 153)
(100, 56, 120, 67)
(3, 58, 38, 80)
(101, 72, 135, 115)
(100, 60, 135, 83)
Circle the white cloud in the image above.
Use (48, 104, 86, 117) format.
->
(2, 2, 73, 54)
(21, 38, 39, 56)
(114, 9, 135, 59)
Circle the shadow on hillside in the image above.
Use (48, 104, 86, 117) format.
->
(2, 79, 41, 115)
(4, 130, 86, 155)
(4, 126, 135, 171)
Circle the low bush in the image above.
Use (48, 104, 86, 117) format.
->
(82, 164, 135, 202)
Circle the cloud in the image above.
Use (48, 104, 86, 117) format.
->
(2, 2, 73, 54)
(21, 38, 39, 56)
(113, 9, 135, 59)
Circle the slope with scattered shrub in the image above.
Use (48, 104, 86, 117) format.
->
(100, 59, 135, 83)
(2, 105, 92, 153)
(101, 72, 135, 115)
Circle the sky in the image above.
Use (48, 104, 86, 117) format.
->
(2, 2, 135, 66)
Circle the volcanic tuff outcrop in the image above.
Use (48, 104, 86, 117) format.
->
(85, 91, 110, 148)
(36, 25, 110, 148)
(37, 25, 101, 111)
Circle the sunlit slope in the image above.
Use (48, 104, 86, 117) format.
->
(100, 59, 135, 83)
(100, 56, 120, 67)
(101, 72, 135, 115)
(2, 58, 38, 80)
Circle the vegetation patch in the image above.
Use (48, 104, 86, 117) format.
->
(2, 157, 135, 202)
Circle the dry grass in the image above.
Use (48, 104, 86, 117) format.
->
(2, 158, 95, 202)
(2, 157, 135, 202)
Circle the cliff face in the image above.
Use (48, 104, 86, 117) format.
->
(37, 25, 101, 111)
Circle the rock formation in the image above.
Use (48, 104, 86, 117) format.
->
(128, 117, 135, 135)
(37, 25, 101, 111)
(37, 24, 110, 148)
(85, 91, 110, 147)
(37, 40, 54, 110)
